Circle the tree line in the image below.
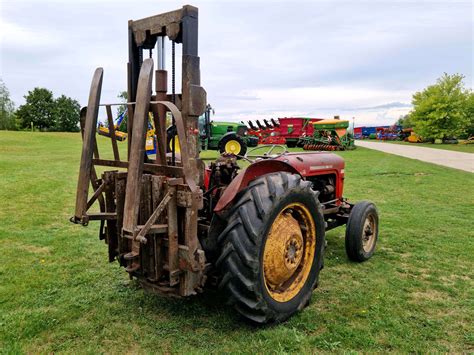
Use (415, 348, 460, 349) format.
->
(397, 73, 474, 140)
(2, 73, 473, 138)
(0, 79, 81, 132)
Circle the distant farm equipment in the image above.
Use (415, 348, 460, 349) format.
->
(247, 117, 325, 147)
(299, 119, 355, 151)
(100, 105, 258, 157)
(355, 125, 426, 143)
(278, 117, 324, 147)
(97, 111, 157, 155)
(400, 128, 423, 143)
(168, 104, 258, 156)
(97, 111, 128, 141)
(246, 119, 286, 145)
(375, 125, 402, 141)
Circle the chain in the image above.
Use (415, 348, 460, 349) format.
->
(172, 41, 176, 104)
(171, 40, 176, 165)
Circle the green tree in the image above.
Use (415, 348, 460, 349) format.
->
(0, 79, 17, 130)
(465, 92, 474, 138)
(408, 73, 471, 140)
(16, 88, 55, 130)
(53, 95, 80, 132)
(396, 114, 414, 129)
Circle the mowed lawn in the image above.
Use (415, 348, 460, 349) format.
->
(1, 131, 473, 353)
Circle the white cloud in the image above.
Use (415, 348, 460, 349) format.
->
(0, 0, 471, 127)
(0, 20, 62, 49)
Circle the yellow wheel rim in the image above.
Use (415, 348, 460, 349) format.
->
(263, 202, 316, 302)
(224, 140, 241, 154)
(169, 135, 180, 153)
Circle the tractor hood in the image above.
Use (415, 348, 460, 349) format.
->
(273, 152, 345, 177)
(214, 152, 345, 212)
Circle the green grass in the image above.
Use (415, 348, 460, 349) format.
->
(1, 131, 473, 353)
(365, 139, 474, 153)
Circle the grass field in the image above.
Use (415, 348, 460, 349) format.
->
(367, 139, 474, 153)
(1, 131, 473, 353)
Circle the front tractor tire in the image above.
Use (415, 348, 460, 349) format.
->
(345, 201, 379, 262)
(216, 172, 325, 323)
(218, 134, 247, 157)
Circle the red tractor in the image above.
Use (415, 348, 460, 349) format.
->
(71, 6, 379, 324)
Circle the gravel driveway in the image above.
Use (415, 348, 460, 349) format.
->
(355, 141, 474, 173)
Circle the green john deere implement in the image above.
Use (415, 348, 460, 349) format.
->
(299, 119, 355, 151)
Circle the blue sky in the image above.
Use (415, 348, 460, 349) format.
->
(1, 0, 472, 126)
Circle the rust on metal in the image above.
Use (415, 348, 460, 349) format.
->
(74, 68, 103, 223)
(70, 6, 223, 298)
(105, 105, 120, 161)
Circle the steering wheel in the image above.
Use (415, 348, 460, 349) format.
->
(243, 144, 288, 162)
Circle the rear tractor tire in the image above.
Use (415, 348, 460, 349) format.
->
(216, 172, 325, 323)
(345, 201, 379, 262)
(218, 134, 247, 157)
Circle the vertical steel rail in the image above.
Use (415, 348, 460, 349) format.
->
(153, 37, 168, 165)
(74, 68, 103, 222)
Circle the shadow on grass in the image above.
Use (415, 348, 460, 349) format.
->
(115, 229, 355, 330)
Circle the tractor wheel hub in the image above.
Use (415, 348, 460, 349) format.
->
(263, 211, 304, 288)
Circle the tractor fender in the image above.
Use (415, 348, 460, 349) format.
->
(214, 159, 300, 212)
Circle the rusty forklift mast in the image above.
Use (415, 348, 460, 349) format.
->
(72, 5, 208, 296)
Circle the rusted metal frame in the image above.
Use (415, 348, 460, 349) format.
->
(126, 103, 135, 160)
(79, 110, 105, 214)
(135, 190, 172, 243)
(149, 175, 165, 281)
(122, 58, 154, 263)
(150, 105, 166, 164)
(138, 175, 152, 279)
(151, 101, 197, 193)
(115, 173, 128, 261)
(152, 69, 168, 165)
(130, 6, 193, 45)
(105, 105, 120, 161)
(103, 171, 118, 260)
(74, 68, 103, 223)
(99, 100, 182, 106)
(86, 180, 106, 210)
(179, 200, 202, 295)
(167, 184, 179, 286)
(99, 102, 134, 106)
(137, 224, 167, 234)
(92, 158, 184, 177)
(183, 200, 200, 257)
(87, 212, 117, 220)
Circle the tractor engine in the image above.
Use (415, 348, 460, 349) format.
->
(202, 155, 240, 219)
